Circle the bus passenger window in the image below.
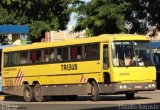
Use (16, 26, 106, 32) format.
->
(30, 51, 36, 63)
(85, 45, 92, 59)
(71, 46, 82, 60)
(62, 47, 68, 61)
(92, 44, 99, 58)
(44, 49, 50, 62)
(35, 50, 43, 63)
(4, 53, 9, 66)
(77, 46, 82, 60)
(103, 45, 109, 69)
(71, 47, 76, 60)
(20, 51, 29, 64)
(10, 53, 15, 65)
(15, 52, 20, 65)
(49, 49, 55, 61)
(57, 48, 62, 61)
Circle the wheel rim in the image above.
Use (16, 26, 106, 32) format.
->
(91, 85, 95, 97)
(25, 88, 30, 98)
(35, 87, 41, 97)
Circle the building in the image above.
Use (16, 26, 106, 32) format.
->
(42, 30, 86, 42)
(0, 25, 29, 45)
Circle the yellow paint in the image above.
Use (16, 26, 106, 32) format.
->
(1, 34, 156, 88)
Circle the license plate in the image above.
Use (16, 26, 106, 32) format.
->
(135, 85, 142, 89)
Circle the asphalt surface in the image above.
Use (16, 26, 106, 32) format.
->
(0, 90, 160, 110)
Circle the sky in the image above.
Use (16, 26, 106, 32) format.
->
(67, 13, 77, 30)
(67, 0, 90, 30)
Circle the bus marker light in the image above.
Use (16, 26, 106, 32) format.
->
(124, 85, 127, 89)
(119, 85, 123, 89)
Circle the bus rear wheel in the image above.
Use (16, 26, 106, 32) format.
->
(34, 83, 44, 102)
(90, 81, 100, 101)
(23, 84, 34, 102)
(126, 93, 135, 100)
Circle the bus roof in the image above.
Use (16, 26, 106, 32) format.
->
(3, 34, 149, 52)
(0, 45, 14, 49)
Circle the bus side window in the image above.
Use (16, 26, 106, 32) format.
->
(77, 46, 82, 60)
(15, 52, 20, 65)
(71, 46, 77, 60)
(4, 53, 9, 66)
(49, 49, 55, 62)
(62, 47, 68, 61)
(103, 45, 109, 69)
(57, 48, 62, 61)
(10, 53, 15, 65)
(70, 46, 82, 60)
(85, 45, 92, 59)
(92, 44, 99, 58)
(36, 50, 43, 63)
(30, 51, 36, 63)
(44, 49, 50, 62)
(20, 51, 29, 64)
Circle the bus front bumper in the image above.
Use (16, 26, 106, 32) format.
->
(99, 82, 156, 94)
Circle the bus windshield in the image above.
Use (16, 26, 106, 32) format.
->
(112, 41, 154, 67)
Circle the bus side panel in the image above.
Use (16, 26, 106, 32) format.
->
(2, 60, 103, 96)
(3, 86, 23, 96)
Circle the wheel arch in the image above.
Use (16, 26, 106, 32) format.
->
(86, 78, 99, 93)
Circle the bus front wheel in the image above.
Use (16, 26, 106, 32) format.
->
(23, 84, 34, 102)
(34, 83, 44, 102)
(126, 93, 135, 100)
(90, 81, 100, 101)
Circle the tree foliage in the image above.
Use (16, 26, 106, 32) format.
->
(1, 0, 160, 39)
(0, 0, 78, 41)
(125, 0, 160, 35)
(74, 0, 130, 36)
(74, 0, 160, 36)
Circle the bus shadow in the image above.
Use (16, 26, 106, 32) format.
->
(45, 95, 151, 102)
(3, 95, 24, 102)
(2, 95, 151, 102)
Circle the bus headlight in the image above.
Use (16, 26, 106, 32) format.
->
(152, 84, 155, 87)
(119, 85, 123, 89)
(124, 85, 127, 89)
(149, 84, 152, 88)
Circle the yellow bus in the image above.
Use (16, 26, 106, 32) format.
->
(1, 34, 156, 102)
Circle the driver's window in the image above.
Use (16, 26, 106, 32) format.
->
(103, 45, 109, 70)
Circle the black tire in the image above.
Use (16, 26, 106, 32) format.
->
(90, 81, 100, 101)
(126, 93, 135, 100)
(23, 84, 34, 102)
(34, 83, 44, 102)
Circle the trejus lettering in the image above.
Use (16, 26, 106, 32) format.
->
(61, 64, 77, 71)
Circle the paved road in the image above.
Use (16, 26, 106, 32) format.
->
(0, 90, 160, 110)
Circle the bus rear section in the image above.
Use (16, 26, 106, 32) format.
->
(99, 40, 156, 99)
(0, 45, 13, 92)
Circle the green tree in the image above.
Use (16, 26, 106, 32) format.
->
(122, 0, 160, 35)
(0, 0, 79, 41)
(74, 0, 160, 36)
(74, 0, 130, 36)
(124, 0, 150, 34)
